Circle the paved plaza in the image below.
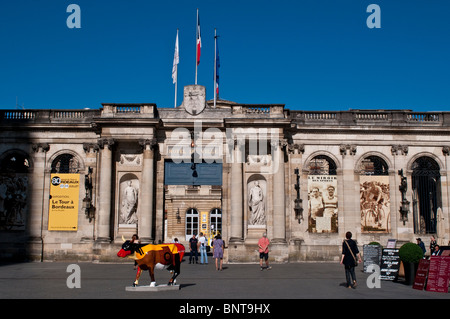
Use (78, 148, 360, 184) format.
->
(1, 259, 449, 300)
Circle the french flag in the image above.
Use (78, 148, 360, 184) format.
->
(215, 36, 220, 95)
(196, 13, 201, 65)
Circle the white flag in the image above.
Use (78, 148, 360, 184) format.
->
(172, 30, 179, 84)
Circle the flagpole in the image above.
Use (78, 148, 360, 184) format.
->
(174, 66, 178, 108)
(172, 29, 179, 107)
(195, 8, 198, 85)
(214, 28, 217, 108)
(174, 29, 178, 108)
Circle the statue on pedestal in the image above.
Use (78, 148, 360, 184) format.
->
(121, 181, 138, 224)
(248, 181, 265, 225)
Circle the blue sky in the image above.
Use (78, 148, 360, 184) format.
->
(0, 0, 449, 112)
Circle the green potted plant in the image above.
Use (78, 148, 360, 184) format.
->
(399, 242, 423, 285)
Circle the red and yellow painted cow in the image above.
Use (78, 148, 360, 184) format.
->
(117, 237, 185, 287)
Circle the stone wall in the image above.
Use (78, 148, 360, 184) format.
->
(1, 101, 449, 262)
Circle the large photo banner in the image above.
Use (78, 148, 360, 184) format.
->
(308, 175, 338, 233)
(360, 175, 390, 233)
(48, 174, 80, 231)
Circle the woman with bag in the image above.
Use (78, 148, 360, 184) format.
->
(340, 231, 362, 289)
(212, 234, 224, 271)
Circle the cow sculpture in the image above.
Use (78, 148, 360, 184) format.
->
(117, 236, 185, 287)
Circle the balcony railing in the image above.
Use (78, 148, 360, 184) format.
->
(1, 107, 448, 127)
(1, 110, 37, 120)
(292, 110, 448, 126)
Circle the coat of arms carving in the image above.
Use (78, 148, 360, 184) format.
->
(182, 85, 206, 115)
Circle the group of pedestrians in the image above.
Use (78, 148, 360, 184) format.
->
(131, 230, 440, 290)
(340, 233, 446, 290)
(188, 232, 224, 271)
(187, 232, 272, 271)
(418, 236, 442, 256)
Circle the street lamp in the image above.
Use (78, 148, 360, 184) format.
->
(294, 168, 303, 223)
(176, 208, 181, 224)
(83, 167, 94, 222)
(398, 169, 409, 225)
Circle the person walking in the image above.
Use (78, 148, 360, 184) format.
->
(416, 238, 426, 256)
(198, 232, 208, 264)
(340, 231, 362, 289)
(430, 236, 437, 256)
(212, 234, 224, 271)
(189, 233, 199, 264)
(258, 232, 271, 271)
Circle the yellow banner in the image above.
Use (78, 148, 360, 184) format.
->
(48, 174, 80, 231)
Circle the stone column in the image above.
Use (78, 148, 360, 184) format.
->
(27, 143, 50, 260)
(82, 143, 99, 241)
(154, 154, 165, 242)
(138, 138, 157, 242)
(340, 144, 357, 235)
(230, 138, 244, 242)
(272, 139, 286, 242)
(96, 138, 114, 242)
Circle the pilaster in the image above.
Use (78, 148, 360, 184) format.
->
(272, 138, 286, 243)
(96, 138, 114, 242)
(138, 138, 157, 242)
(230, 138, 244, 242)
(27, 143, 50, 260)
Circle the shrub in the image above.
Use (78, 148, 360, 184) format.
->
(399, 242, 423, 264)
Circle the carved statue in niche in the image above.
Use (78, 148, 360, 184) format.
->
(0, 175, 27, 230)
(120, 180, 139, 224)
(248, 181, 266, 225)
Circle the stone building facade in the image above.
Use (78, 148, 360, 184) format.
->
(1, 85, 449, 262)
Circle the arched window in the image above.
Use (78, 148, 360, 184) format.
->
(308, 155, 337, 175)
(412, 156, 441, 234)
(0, 152, 30, 173)
(210, 208, 222, 237)
(51, 154, 81, 173)
(185, 208, 199, 241)
(359, 156, 389, 176)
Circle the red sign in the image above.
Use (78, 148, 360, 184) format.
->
(413, 259, 430, 290)
(426, 256, 450, 293)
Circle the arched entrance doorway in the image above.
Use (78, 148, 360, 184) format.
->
(412, 156, 442, 234)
